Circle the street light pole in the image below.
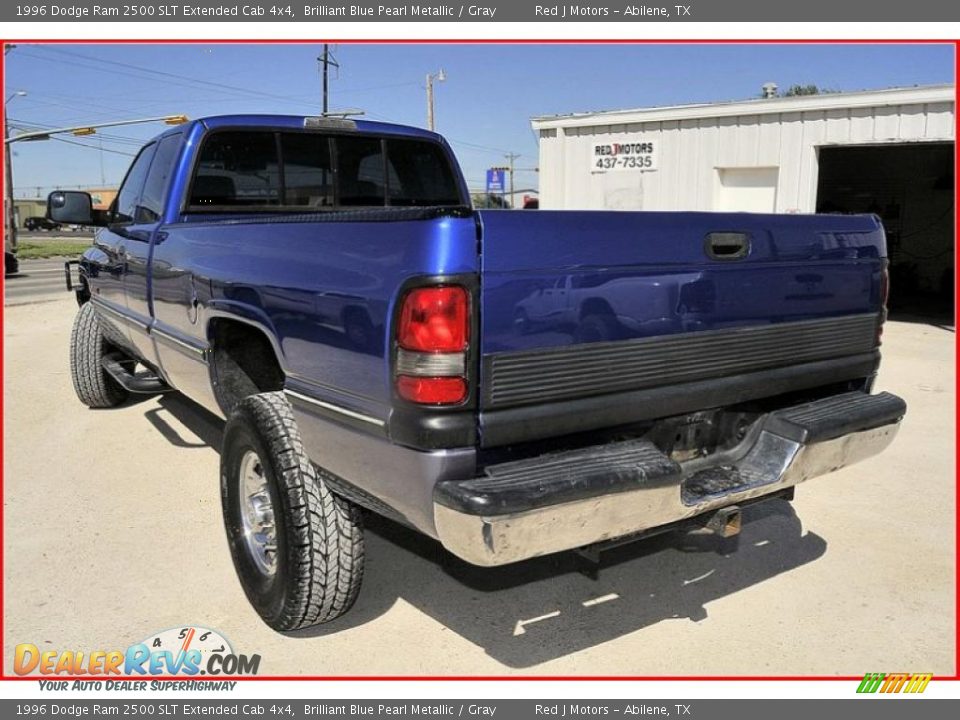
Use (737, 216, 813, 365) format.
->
(5, 114, 189, 145)
(4, 90, 27, 260)
(426, 68, 446, 131)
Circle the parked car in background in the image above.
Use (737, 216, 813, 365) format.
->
(24, 216, 61, 231)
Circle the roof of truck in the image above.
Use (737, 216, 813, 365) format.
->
(155, 114, 443, 142)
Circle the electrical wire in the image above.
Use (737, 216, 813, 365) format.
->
(45, 135, 136, 157)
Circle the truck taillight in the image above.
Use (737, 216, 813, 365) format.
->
(398, 286, 468, 352)
(395, 285, 470, 405)
(396, 376, 467, 404)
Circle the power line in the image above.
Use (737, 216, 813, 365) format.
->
(29, 46, 321, 109)
(45, 135, 137, 157)
(8, 118, 146, 147)
(16, 49, 266, 106)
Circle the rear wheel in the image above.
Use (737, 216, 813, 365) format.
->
(220, 391, 365, 631)
(69, 302, 128, 408)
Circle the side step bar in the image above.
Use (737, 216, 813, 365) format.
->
(101, 354, 172, 394)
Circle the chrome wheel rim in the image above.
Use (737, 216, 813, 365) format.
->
(238, 450, 277, 577)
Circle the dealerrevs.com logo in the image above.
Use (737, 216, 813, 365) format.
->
(856, 672, 933, 694)
(14, 626, 261, 676)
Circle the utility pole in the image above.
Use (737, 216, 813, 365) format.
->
(4, 108, 15, 257)
(4, 82, 26, 263)
(318, 44, 339, 115)
(504, 152, 520, 208)
(426, 69, 446, 131)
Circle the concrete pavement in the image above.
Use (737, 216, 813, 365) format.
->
(4, 258, 74, 307)
(2, 297, 955, 675)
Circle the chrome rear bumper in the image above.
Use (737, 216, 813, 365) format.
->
(434, 392, 904, 567)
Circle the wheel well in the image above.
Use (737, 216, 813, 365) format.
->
(579, 298, 615, 320)
(209, 319, 285, 414)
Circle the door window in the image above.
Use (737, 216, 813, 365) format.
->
(113, 143, 157, 224)
(138, 134, 183, 223)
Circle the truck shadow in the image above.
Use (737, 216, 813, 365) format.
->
(152, 393, 828, 670)
(338, 504, 826, 668)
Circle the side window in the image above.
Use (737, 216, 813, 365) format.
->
(190, 131, 280, 207)
(335, 137, 387, 206)
(138, 134, 183, 223)
(113, 143, 157, 224)
(280, 133, 333, 208)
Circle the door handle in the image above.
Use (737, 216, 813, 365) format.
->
(705, 232, 750, 260)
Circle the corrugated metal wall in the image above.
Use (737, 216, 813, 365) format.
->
(539, 100, 955, 212)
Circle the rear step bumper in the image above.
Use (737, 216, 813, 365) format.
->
(434, 391, 905, 566)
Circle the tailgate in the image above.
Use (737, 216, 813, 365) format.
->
(476, 210, 886, 446)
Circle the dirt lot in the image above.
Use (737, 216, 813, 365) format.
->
(2, 291, 955, 675)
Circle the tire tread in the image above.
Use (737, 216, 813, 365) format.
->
(69, 302, 128, 408)
(227, 392, 364, 630)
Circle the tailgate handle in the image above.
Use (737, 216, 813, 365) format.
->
(705, 232, 750, 260)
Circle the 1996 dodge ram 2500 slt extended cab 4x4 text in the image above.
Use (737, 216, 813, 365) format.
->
(51, 115, 906, 631)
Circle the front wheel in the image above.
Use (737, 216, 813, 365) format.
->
(69, 302, 128, 408)
(220, 392, 365, 631)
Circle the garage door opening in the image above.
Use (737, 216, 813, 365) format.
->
(816, 143, 955, 321)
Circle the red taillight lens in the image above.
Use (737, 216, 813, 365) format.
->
(396, 376, 467, 404)
(397, 286, 469, 352)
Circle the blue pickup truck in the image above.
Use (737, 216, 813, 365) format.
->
(51, 114, 905, 632)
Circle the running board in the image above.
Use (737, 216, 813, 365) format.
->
(101, 354, 172, 394)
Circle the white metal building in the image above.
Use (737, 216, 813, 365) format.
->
(532, 84, 955, 304)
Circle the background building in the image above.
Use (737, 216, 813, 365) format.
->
(532, 84, 955, 309)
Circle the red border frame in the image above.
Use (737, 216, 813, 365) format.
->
(0, 37, 957, 684)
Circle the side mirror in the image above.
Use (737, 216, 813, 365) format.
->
(48, 191, 94, 225)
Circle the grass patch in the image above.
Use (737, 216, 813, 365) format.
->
(17, 239, 92, 259)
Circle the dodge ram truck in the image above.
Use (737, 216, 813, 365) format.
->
(51, 114, 906, 631)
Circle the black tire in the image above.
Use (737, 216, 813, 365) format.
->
(220, 391, 365, 631)
(69, 302, 128, 408)
(4, 251, 19, 276)
(574, 313, 620, 343)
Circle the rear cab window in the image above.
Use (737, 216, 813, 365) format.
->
(187, 129, 463, 212)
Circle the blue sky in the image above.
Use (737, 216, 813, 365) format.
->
(4, 43, 954, 197)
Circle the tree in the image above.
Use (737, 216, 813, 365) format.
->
(783, 84, 832, 97)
